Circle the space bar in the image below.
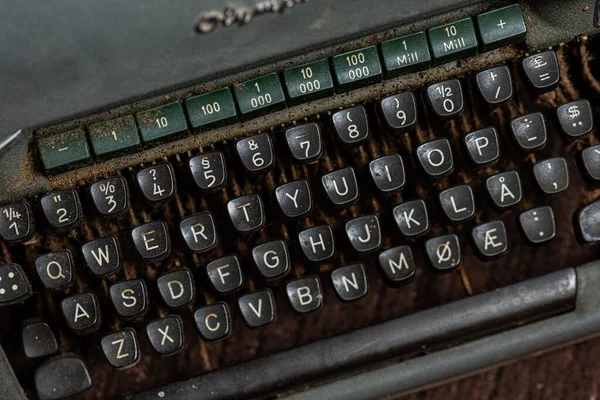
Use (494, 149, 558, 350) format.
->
(129, 268, 577, 400)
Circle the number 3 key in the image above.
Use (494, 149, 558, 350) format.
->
(90, 176, 130, 217)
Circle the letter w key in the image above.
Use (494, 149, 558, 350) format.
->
(82, 236, 122, 276)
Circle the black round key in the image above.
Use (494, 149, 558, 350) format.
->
(285, 123, 323, 163)
(189, 151, 227, 191)
(286, 276, 323, 314)
(0, 201, 34, 244)
(533, 157, 569, 195)
(22, 319, 58, 359)
(369, 154, 406, 193)
(331, 263, 368, 301)
(416, 138, 454, 179)
(238, 289, 276, 328)
(393, 199, 429, 238)
(556, 100, 593, 139)
(226, 194, 265, 234)
(471, 220, 508, 260)
(81, 236, 122, 276)
(464, 127, 500, 166)
(298, 225, 335, 262)
(0, 263, 32, 306)
(426, 79, 464, 119)
(439, 184, 475, 223)
(206, 254, 244, 293)
(157, 268, 195, 308)
(519, 207, 556, 245)
(510, 113, 547, 152)
(522, 51, 560, 92)
(35, 250, 75, 291)
(194, 302, 231, 341)
(485, 171, 522, 209)
(179, 212, 218, 253)
(136, 162, 177, 205)
(577, 200, 600, 243)
(377, 246, 415, 286)
(321, 167, 359, 206)
(34, 356, 92, 400)
(332, 106, 369, 146)
(425, 234, 461, 272)
(146, 315, 184, 356)
(109, 279, 149, 319)
(275, 180, 312, 219)
(252, 240, 290, 279)
(580, 145, 600, 181)
(236, 133, 274, 173)
(60, 292, 102, 334)
(131, 220, 171, 263)
(345, 214, 381, 253)
(380, 92, 418, 131)
(476, 66, 513, 105)
(90, 176, 130, 217)
(40, 189, 82, 232)
(101, 328, 140, 369)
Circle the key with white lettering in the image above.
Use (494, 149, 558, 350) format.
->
(580, 145, 600, 181)
(285, 123, 323, 163)
(345, 214, 382, 253)
(157, 268, 195, 308)
(476, 66, 513, 105)
(179, 212, 218, 253)
(471, 220, 508, 260)
(146, 315, 184, 356)
(35, 250, 75, 291)
(369, 154, 406, 193)
(533, 157, 569, 195)
(189, 151, 227, 191)
(41, 189, 83, 232)
(426, 79, 464, 119)
(109, 279, 149, 319)
(298, 225, 335, 262)
(332, 106, 370, 146)
(464, 127, 500, 166)
(416, 138, 454, 179)
(90, 176, 130, 217)
(377, 246, 415, 286)
(0, 263, 33, 307)
(0, 201, 34, 244)
(60, 292, 102, 334)
(131, 220, 171, 263)
(252, 240, 290, 279)
(236, 133, 274, 173)
(522, 51, 559, 93)
(510, 112, 547, 152)
(238, 289, 276, 328)
(101, 328, 140, 369)
(331, 263, 368, 301)
(425, 234, 461, 272)
(227, 194, 265, 234)
(556, 100, 593, 139)
(275, 180, 312, 219)
(393, 199, 429, 238)
(486, 170, 522, 209)
(439, 184, 475, 223)
(286, 276, 323, 313)
(206, 254, 243, 293)
(136, 162, 177, 205)
(194, 302, 231, 341)
(380, 92, 418, 132)
(321, 167, 359, 206)
(519, 206, 556, 245)
(81, 236, 122, 276)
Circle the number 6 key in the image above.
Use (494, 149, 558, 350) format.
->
(236, 133, 274, 174)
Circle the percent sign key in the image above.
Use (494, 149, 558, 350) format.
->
(90, 177, 130, 217)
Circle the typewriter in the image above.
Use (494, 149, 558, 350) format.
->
(2, 0, 600, 399)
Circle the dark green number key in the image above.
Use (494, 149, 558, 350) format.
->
(380, 32, 431, 77)
(283, 60, 334, 104)
(185, 88, 238, 130)
(135, 102, 187, 143)
(428, 18, 478, 63)
(234, 73, 286, 119)
(332, 46, 382, 91)
(88, 115, 141, 158)
(476, 5, 527, 51)
(38, 129, 91, 173)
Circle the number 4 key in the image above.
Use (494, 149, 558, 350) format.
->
(136, 162, 177, 206)
(0, 202, 34, 244)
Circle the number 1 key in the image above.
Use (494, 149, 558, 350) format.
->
(0, 202, 34, 244)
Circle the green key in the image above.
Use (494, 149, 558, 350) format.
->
(428, 18, 478, 63)
(380, 32, 431, 77)
(283, 60, 335, 105)
(476, 5, 527, 51)
(88, 115, 141, 158)
(185, 88, 237, 130)
(38, 129, 90, 173)
(234, 73, 287, 118)
(332, 46, 382, 91)
(135, 102, 187, 144)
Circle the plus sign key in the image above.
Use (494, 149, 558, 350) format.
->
(476, 66, 513, 105)
(556, 100, 593, 139)
(522, 51, 560, 93)
(476, 5, 527, 51)
(519, 207, 555, 245)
